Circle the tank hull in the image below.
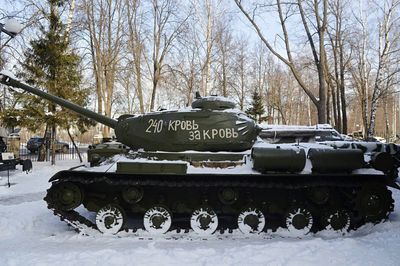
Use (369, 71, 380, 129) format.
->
(44, 169, 394, 235)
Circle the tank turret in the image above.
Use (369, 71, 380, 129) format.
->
(0, 72, 259, 152)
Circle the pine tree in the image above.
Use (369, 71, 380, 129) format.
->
(8, 0, 94, 162)
(246, 90, 265, 123)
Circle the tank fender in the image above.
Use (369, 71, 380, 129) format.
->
(387, 180, 400, 190)
(49, 170, 70, 182)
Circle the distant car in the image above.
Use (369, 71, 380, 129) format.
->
(27, 137, 69, 153)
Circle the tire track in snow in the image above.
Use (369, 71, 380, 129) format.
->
(0, 192, 45, 205)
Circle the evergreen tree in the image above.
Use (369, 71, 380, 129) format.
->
(6, 0, 94, 162)
(246, 90, 265, 123)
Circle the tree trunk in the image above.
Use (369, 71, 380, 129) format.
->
(51, 123, 56, 165)
(135, 50, 144, 113)
(67, 128, 82, 163)
(384, 99, 390, 142)
(331, 83, 339, 129)
(339, 43, 347, 134)
(203, 0, 213, 96)
(222, 54, 227, 97)
(126, 0, 145, 113)
(150, 65, 161, 111)
(367, 84, 380, 138)
(326, 79, 331, 124)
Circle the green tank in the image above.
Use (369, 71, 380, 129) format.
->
(1, 75, 258, 152)
(1, 71, 399, 237)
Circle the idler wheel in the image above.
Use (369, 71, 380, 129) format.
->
(47, 182, 83, 211)
(237, 207, 265, 234)
(143, 206, 172, 234)
(323, 209, 351, 233)
(95, 204, 125, 234)
(355, 186, 394, 223)
(285, 207, 313, 236)
(190, 207, 218, 235)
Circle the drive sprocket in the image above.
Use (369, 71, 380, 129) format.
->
(354, 185, 394, 223)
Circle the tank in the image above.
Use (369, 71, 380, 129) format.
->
(1, 71, 399, 237)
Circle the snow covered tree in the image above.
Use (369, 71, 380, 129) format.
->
(10, 0, 94, 163)
(246, 90, 265, 124)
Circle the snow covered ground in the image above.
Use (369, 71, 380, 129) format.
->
(0, 160, 400, 266)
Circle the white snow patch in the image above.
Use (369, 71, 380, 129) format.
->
(0, 69, 17, 79)
(0, 160, 400, 266)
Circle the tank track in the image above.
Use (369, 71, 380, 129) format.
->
(44, 170, 395, 237)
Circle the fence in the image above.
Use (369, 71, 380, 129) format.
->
(18, 143, 88, 162)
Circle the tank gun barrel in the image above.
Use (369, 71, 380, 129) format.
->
(0, 72, 117, 128)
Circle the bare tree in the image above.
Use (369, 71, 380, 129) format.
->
(193, 0, 216, 96)
(149, 0, 190, 111)
(235, 0, 329, 124)
(65, 0, 76, 43)
(350, 0, 400, 138)
(192, 0, 227, 96)
(80, 0, 124, 136)
(125, 0, 146, 113)
(214, 18, 234, 97)
(0, 1, 42, 70)
(202, 0, 213, 96)
(325, 0, 351, 133)
(250, 42, 269, 117)
(367, 0, 400, 138)
(231, 36, 250, 110)
(166, 23, 202, 106)
(349, 5, 370, 137)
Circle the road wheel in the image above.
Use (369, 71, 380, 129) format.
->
(237, 207, 265, 234)
(143, 206, 172, 234)
(285, 206, 313, 236)
(96, 204, 125, 234)
(190, 207, 218, 235)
